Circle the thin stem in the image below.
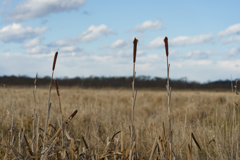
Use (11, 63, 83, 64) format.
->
(164, 36, 172, 160)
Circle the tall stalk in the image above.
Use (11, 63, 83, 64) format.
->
(164, 37, 172, 160)
(54, 80, 64, 149)
(43, 51, 58, 148)
(132, 37, 138, 127)
(32, 73, 37, 154)
(130, 37, 138, 157)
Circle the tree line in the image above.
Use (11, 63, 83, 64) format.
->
(0, 75, 234, 91)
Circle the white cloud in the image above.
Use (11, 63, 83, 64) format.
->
(5, 0, 86, 22)
(51, 24, 114, 47)
(50, 39, 69, 47)
(24, 44, 82, 56)
(1, 0, 11, 5)
(25, 45, 51, 54)
(148, 34, 213, 48)
(21, 36, 82, 56)
(100, 39, 130, 49)
(111, 39, 129, 48)
(148, 36, 165, 49)
(77, 24, 114, 42)
(61, 46, 82, 52)
(222, 36, 240, 44)
(130, 20, 162, 32)
(170, 34, 213, 46)
(185, 50, 217, 59)
(229, 47, 240, 58)
(2, 48, 240, 83)
(0, 23, 48, 43)
(22, 37, 41, 48)
(218, 23, 240, 37)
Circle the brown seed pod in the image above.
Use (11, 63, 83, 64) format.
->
(66, 110, 78, 124)
(164, 37, 169, 57)
(52, 51, 58, 71)
(133, 38, 138, 63)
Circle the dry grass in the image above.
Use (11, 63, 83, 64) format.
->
(0, 86, 239, 159)
(0, 37, 239, 159)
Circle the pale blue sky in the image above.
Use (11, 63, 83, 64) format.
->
(0, 0, 240, 83)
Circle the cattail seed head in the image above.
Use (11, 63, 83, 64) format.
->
(164, 37, 169, 57)
(55, 80, 60, 96)
(34, 73, 38, 86)
(133, 38, 138, 63)
(66, 110, 78, 124)
(52, 51, 58, 71)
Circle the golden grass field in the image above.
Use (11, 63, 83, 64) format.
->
(0, 39, 239, 159)
(0, 86, 239, 159)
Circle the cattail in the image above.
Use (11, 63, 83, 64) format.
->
(66, 110, 78, 124)
(52, 51, 58, 71)
(55, 80, 60, 96)
(164, 37, 169, 57)
(133, 38, 138, 63)
(34, 73, 38, 86)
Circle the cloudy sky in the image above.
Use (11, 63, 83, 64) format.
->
(0, 0, 240, 83)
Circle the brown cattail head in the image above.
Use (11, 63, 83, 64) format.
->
(66, 110, 78, 124)
(34, 73, 38, 86)
(164, 37, 169, 57)
(133, 38, 138, 62)
(55, 80, 60, 96)
(52, 51, 58, 71)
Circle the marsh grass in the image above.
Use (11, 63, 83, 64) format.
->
(0, 38, 239, 159)
(0, 87, 239, 159)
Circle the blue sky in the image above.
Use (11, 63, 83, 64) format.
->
(0, 0, 240, 83)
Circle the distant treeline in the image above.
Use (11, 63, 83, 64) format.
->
(0, 75, 235, 90)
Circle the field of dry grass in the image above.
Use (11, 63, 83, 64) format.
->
(0, 37, 239, 159)
(0, 86, 239, 159)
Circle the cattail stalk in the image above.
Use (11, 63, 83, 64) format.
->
(36, 115, 39, 152)
(32, 73, 37, 154)
(132, 38, 138, 125)
(44, 51, 58, 148)
(55, 80, 64, 148)
(164, 36, 172, 160)
(129, 37, 138, 157)
(131, 38, 138, 141)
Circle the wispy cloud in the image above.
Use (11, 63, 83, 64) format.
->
(185, 50, 217, 59)
(4, 0, 86, 22)
(111, 39, 129, 48)
(100, 39, 130, 49)
(0, 23, 48, 43)
(228, 47, 240, 58)
(1, 0, 11, 6)
(222, 36, 240, 44)
(51, 24, 114, 47)
(21, 36, 83, 56)
(129, 20, 162, 32)
(25, 45, 51, 55)
(218, 23, 240, 37)
(22, 37, 41, 48)
(148, 36, 165, 49)
(148, 34, 213, 49)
